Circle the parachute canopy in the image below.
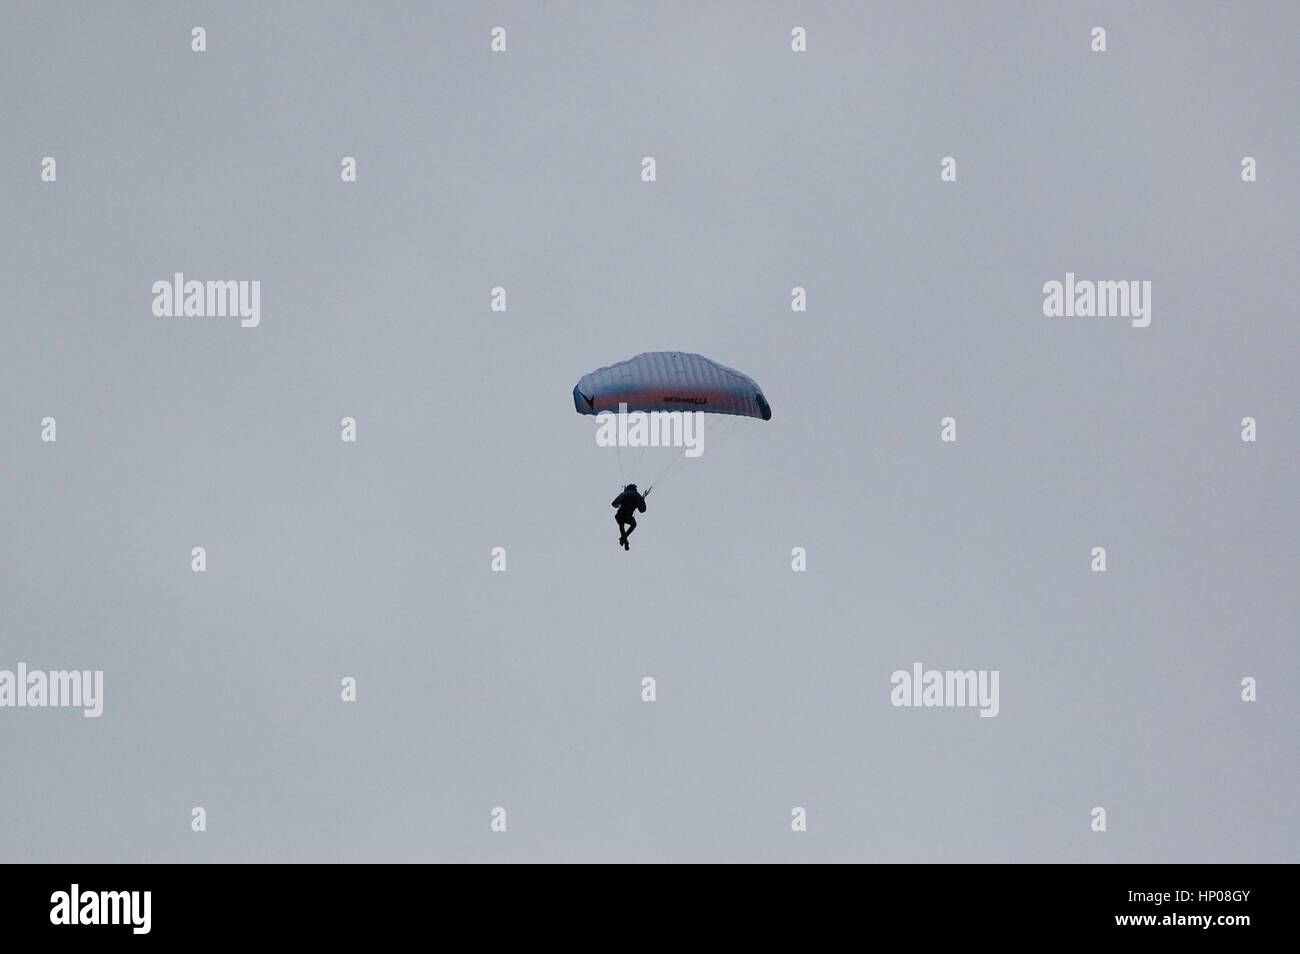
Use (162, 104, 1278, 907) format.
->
(572, 352, 772, 420)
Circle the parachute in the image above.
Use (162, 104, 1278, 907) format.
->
(572, 352, 771, 492)
(572, 351, 772, 420)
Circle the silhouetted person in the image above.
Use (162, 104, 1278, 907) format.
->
(612, 484, 647, 550)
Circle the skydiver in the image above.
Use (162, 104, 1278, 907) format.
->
(611, 483, 647, 550)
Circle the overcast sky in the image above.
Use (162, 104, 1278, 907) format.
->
(2, 1, 1296, 862)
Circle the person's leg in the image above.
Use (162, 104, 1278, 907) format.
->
(623, 515, 636, 538)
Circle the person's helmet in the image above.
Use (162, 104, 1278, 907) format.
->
(624, 484, 638, 493)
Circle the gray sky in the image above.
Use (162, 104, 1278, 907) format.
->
(2, 2, 1296, 862)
